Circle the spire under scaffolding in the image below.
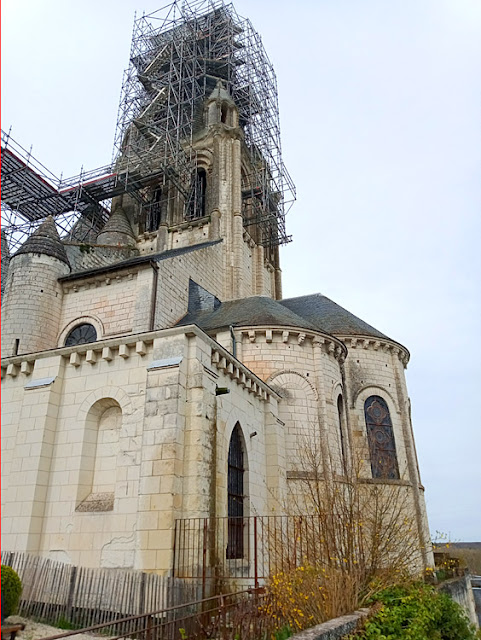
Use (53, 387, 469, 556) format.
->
(1, 0, 295, 252)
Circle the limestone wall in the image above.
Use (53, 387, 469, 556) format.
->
(154, 243, 225, 328)
(342, 336, 432, 566)
(60, 269, 141, 343)
(1, 253, 69, 357)
(343, 340, 410, 480)
(1, 326, 278, 573)
(233, 328, 346, 479)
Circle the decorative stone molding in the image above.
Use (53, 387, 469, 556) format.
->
(119, 344, 130, 359)
(211, 345, 275, 402)
(239, 328, 347, 363)
(61, 270, 138, 294)
(77, 386, 133, 420)
(136, 341, 147, 356)
(286, 470, 321, 481)
(20, 361, 33, 376)
(312, 336, 347, 363)
(1, 325, 277, 396)
(342, 336, 410, 367)
(353, 384, 400, 414)
(6, 364, 19, 377)
(86, 350, 97, 364)
(57, 315, 104, 348)
(70, 353, 81, 367)
(267, 369, 319, 401)
(102, 347, 113, 362)
(169, 216, 210, 233)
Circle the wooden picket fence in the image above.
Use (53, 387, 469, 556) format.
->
(1, 551, 200, 628)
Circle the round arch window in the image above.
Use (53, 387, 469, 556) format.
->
(65, 323, 97, 347)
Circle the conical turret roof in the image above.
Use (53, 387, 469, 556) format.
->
(14, 216, 70, 266)
(97, 207, 135, 245)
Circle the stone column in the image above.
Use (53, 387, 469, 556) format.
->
(312, 338, 333, 478)
(264, 396, 287, 512)
(231, 138, 243, 299)
(392, 350, 432, 568)
(136, 334, 187, 572)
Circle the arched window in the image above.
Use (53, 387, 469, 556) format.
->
(65, 323, 97, 347)
(221, 102, 229, 124)
(146, 188, 162, 232)
(364, 396, 399, 479)
(227, 424, 245, 559)
(337, 394, 347, 474)
(187, 168, 207, 219)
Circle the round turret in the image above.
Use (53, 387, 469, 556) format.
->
(1, 217, 71, 356)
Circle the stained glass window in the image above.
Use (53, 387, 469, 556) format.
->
(364, 396, 400, 480)
(65, 323, 97, 347)
(227, 424, 245, 559)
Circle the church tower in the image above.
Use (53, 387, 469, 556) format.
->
(101, 4, 294, 302)
(1, 216, 70, 357)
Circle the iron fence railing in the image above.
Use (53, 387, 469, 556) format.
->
(173, 515, 335, 589)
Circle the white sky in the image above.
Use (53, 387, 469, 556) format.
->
(2, 0, 480, 541)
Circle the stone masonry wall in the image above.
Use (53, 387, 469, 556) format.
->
(2, 253, 70, 357)
(60, 270, 140, 343)
(1, 326, 278, 573)
(154, 243, 225, 328)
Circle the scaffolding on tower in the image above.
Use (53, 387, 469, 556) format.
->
(1, 0, 295, 253)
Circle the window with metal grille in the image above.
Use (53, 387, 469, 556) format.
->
(337, 394, 347, 474)
(227, 424, 245, 559)
(65, 323, 97, 347)
(364, 396, 400, 479)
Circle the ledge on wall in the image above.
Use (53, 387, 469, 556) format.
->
(289, 608, 369, 640)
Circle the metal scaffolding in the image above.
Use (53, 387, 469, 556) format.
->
(1, 130, 112, 252)
(1, 0, 295, 253)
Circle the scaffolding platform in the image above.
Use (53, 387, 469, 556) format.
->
(2, 0, 296, 253)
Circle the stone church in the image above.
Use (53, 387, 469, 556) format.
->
(1, 1, 431, 574)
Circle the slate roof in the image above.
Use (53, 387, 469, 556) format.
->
(97, 207, 135, 243)
(279, 293, 390, 340)
(14, 216, 70, 266)
(59, 239, 222, 281)
(178, 291, 391, 341)
(177, 295, 319, 332)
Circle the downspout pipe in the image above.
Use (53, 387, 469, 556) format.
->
(149, 260, 159, 331)
(229, 324, 237, 359)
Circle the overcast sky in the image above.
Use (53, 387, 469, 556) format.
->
(2, 0, 480, 541)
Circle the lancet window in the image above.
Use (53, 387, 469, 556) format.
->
(227, 423, 245, 559)
(364, 396, 400, 479)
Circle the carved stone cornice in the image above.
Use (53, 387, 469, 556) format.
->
(239, 327, 347, 363)
(210, 346, 277, 402)
(342, 336, 410, 367)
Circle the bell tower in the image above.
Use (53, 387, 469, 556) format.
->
(101, 3, 295, 301)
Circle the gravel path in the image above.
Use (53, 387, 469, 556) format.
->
(4, 616, 108, 640)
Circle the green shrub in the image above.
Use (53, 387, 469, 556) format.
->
(350, 582, 478, 640)
(1, 565, 23, 618)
